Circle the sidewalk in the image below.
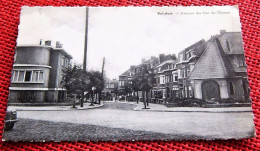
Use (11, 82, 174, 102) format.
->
(7, 102, 104, 111)
(134, 103, 252, 112)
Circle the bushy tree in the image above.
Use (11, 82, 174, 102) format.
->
(61, 65, 105, 107)
(132, 64, 155, 108)
(61, 64, 90, 107)
(87, 70, 105, 105)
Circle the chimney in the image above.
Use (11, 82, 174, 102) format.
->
(141, 58, 146, 63)
(172, 54, 177, 60)
(159, 54, 165, 64)
(39, 39, 43, 45)
(150, 56, 156, 60)
(220, 30, 226, 34)
(45, 40, 52, 46)
(56, 41, 63, 48)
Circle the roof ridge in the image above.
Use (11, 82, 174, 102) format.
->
(187, 38, 213, 78)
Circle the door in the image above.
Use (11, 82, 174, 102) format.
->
(201, 80, 220, 101)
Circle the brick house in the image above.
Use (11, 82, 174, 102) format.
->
(103, 78, 119, 100)
(9, 40, 72, 103)
(151, 54, 177, 103)
(175, 39, 206, 99)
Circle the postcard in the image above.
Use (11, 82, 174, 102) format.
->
(2, 6, 255, 142)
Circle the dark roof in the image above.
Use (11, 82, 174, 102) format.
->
(179, 39, 206, 55)
(160, 63, 171, 72)
(217, 32, 244, 54)
(189, 38, 234, 79)
(120, 69, 131, 76)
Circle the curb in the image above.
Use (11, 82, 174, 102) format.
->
(8, 104, 104, 111)
(133, 105, 253, 113)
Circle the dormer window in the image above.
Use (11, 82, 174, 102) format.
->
(226, 40, 231, 52)
(237, 56, 245, 67)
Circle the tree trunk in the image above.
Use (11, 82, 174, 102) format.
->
(80, 91, 84, 107)
(136, 91, 139, 104)
(90, 92, 94, 106)
(142, 90, 147, 109)
(98, 91, 101, 105)
(146, 90, 149, 106)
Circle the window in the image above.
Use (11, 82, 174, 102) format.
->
(61, 56, 65, 66)
(111, 84, 114, 88)
(182, 68, 185, 78)
(162, 76, 165, 84)
(179, 54, 183, 61)
(12, 70, 44, 83)
(173, 74, 178, 82)
(24, 71, 32, 81)
(178, 69, 182, 78)
(186, 52, 190, 59)
(185, 87, 188, 98)
(160, 76, 165, 84)
(237, 56, 245, 67)
(229, 82, 234, 95)
(187, 67, 190, 76)
(188, 86, 193, 97)
(226, 40, 231, 52)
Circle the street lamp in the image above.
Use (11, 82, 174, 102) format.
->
(90, 86, 96, 106)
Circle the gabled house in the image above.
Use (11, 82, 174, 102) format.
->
(176, 39, 206, 98)
(188, 31, 249, 102)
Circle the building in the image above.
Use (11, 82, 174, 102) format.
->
(175, 39, 206, 99)
(9, 40, 72, 103)
(118, 66, 136, 91)
(188, 31, 249, 102)
(151, 54, 177, 103)
(118, 30, 249, 105)
(103, 78, 119, 100)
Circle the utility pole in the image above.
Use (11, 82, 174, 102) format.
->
(83, 7, 89, 72)
(101, 57, 105, 76)
(81, 7, 89, 107)
(99, 57, 105, 104)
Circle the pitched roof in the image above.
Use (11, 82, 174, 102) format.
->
(217, 32, 244, 54)
(120, 69, 131, 76)
(189, 38, 234, 79)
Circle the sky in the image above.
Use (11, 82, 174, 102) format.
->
(17, 6, 242, 80)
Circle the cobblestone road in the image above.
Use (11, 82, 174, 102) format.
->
(3, 102, 255, 141)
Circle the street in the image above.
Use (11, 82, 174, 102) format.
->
(3, 102, 255, 141)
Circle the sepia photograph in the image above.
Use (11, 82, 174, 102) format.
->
(2, 6, 255, 142)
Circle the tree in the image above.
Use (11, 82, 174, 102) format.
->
(132, 64, 155, 108)
(132, 77, 140, 103)
(87, 70, 105, 105)
(112, 83, 119, 100)
(61, 64, 90, 107)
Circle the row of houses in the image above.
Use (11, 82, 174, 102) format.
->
(119, 30, 250, 104)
